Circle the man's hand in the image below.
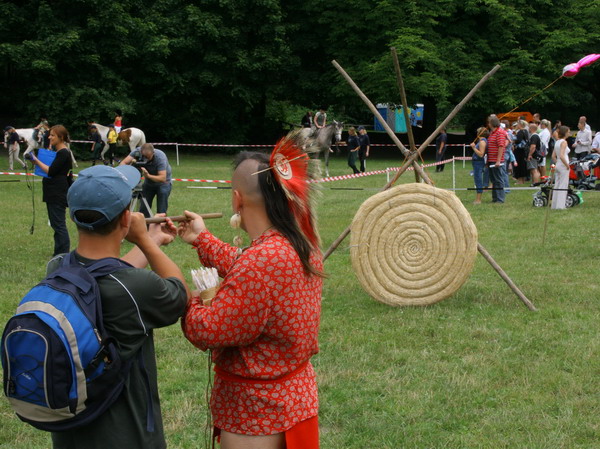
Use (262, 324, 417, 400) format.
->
(125, 212, 151, 247)
(148, 213, 177, 246)
(178, 210, 207, 244)
(141, 167, 149, 177)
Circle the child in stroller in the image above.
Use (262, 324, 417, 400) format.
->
(569, 154, 600, 190)
(532, 174, 581, 207)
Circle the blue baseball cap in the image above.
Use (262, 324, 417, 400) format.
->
(68, 165, 141, 230)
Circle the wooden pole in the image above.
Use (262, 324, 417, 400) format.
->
(390, 47, 420, 183)
(145, 213, 222, 224)
(541, 174, 555, 245)
(477, 243, 537, 311)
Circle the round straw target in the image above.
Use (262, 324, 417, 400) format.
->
(350, 183, 478, 306)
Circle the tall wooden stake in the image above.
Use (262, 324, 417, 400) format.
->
(390, 47, 420, 183)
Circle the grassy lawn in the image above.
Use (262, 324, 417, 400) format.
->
(1, 151, 599, 448)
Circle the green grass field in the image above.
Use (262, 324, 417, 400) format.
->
(1, 151, 599, 448)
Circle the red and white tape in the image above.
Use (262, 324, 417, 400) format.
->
(1, 157, 464, 184)
(70, 140, 466, 149)
(0, 171, 33, 176)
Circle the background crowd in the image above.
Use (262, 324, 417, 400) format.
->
(468, 113, 599, 208)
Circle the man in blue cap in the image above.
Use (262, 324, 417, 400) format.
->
(48, 165, 189, 449)
(120, 143, 172, 218)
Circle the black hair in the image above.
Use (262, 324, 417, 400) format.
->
(73, 208, 128, 235)
(233, 151, 324, 278)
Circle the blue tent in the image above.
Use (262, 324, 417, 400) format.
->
(374, 104, 395, 131)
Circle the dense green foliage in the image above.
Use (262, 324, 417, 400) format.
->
(1, 0, 599, 142)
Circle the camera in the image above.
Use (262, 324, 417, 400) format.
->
(24, 152, 35, 161)
(132, 161, 147, 174)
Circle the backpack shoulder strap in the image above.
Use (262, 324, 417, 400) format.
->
(86, 257, 133, 279)
(59, 251, 133, 279)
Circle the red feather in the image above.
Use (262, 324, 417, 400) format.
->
(270, 137, 319, 249)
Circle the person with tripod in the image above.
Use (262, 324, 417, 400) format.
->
(120, 143, 172, 218)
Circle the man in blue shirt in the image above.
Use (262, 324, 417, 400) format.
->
(120, 143, 172, 217)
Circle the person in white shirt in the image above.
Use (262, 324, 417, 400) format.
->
(573, 120, 592, 159)
(538, 119, 551, 177)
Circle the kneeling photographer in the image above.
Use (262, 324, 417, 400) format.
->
(120, 143, 172, 218)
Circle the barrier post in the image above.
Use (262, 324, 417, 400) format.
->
(463, 144, 466, 168)
(176, 143, 180, 166)
(386, 168, 390, 183)
(452, 157, 456, 191)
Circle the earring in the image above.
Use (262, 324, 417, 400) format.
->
(230, 212, 241, 229)
(230, 212, 243, 246)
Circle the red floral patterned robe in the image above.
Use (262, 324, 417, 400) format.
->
(183, 229, 323, 435)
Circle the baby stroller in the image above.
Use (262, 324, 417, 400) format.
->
(569, 154, 600, 190)
(532, 175, 581, 208)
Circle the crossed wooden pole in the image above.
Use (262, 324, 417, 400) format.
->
(324, 52, 537, 311)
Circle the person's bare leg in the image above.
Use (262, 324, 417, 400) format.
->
(220, 430, 285, 449)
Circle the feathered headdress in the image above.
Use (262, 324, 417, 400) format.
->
(267, 131, 321, 250)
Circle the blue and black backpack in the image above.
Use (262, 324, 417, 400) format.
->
(1, 252, 133, 431)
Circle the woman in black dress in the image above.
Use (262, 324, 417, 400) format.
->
(29, 125, 73, 255)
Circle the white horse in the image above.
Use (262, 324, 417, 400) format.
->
(4, 128, 77, 167)
(91, 123, 145, 158)
(298, 121, 344, 177)
(8, 128, 39, 155)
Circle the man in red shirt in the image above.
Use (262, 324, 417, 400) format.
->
(487, 116, 508, 203)
(178, 146, 323, 449)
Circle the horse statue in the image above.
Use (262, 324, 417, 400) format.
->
(298, 120, 343, 177)
(91, 123, 146, 159)
(4, 128, 78, 167)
